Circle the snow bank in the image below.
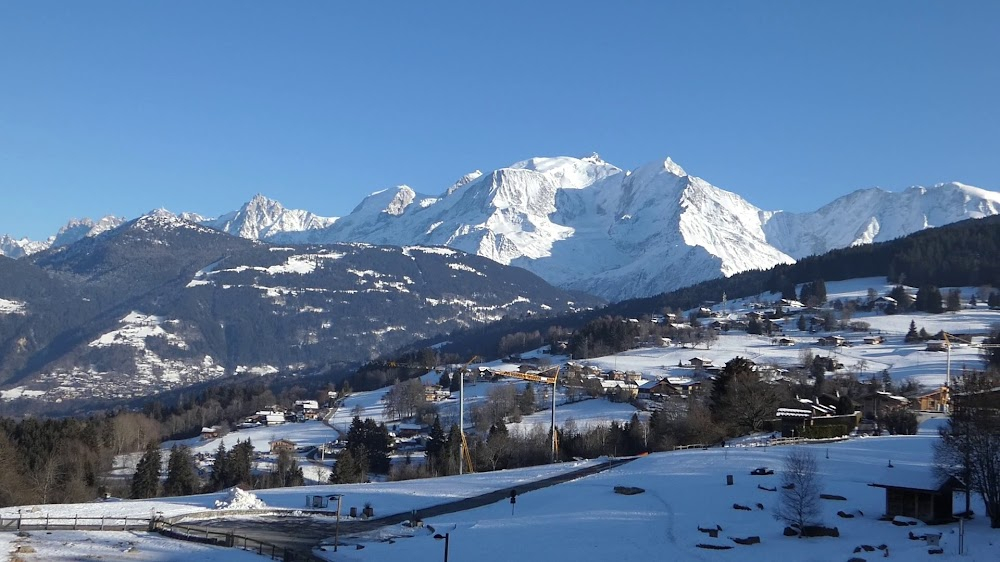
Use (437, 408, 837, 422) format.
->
(214, 487, 266, 510)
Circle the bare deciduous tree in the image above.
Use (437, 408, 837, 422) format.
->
(936, 370, 1000, 527)
(774, 449, 822, 530)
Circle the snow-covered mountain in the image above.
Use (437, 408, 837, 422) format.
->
(5, 156, 999, 301)
(278, 154, 1000, 301)
(0, 216, 126, 258)
(201, 193, 337, 239)
(761, 183, 1000, 259)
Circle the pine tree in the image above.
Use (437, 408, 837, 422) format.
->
(946, 289, 962, 312)
(904, 320, 920, 343)
(163, 445, 198, 497)
(229, 440, 254, 487)
(797, 314, 807, 332)
(130, 441, 161, 499)
(206, 441, 232, 492)
(889, 285, 913, 312)
(330, 448, 368, 484)
(812, 279, 827, 305)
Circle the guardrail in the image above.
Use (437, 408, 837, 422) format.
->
(152, 519, 310, 561)
(673, 435, 851, 451)
(0, 512, 322, 562)
(0, 514, 151, 532)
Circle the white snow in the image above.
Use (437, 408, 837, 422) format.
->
(214, 487, 267, 510)
(0, 297, 26, 314)
(89, 312, 187, 349)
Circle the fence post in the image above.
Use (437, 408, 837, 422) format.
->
(74, 515, 78, 530)
(45, 514, 49, 530)
(100, 516, 105, 530)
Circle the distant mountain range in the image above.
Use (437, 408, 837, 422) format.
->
(0, 214, 597, 407)
(3, 155, 999, 301)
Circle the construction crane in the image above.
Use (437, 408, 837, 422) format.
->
(457, 356, 481, 475)
(486, 366, 561, 463)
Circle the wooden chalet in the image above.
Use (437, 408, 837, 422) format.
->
(689, 357, 713, 370)
(869, 471, 963, 524)
(915, 386, 950, 412)
(269, 438, 297, 454)
(817, 335, 846, 347)
(861, 391, 909, 419)
(200, 426, 221, 440)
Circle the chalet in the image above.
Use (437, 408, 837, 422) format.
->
(269, 438, 297, 454)
(709, 319, 730, 331)
(200, 426, 222, 440)
(872, 296, 897, 312)
(294, 400, 320, 420)
(603, 379, 639, 399)
(915, 386, 950, 412)
(666, 377, 702, 396)
(924, 341, 949, 352)
(797, 397, 837, 417)
(861, 391, 909, 419)
(776, 337, 796, 347)
(394, 423, 426, 438)
(689, 357, 713, 370)
(817, 335, 846, 347)
(624, 370, 644, 382)
(642, 336, 672, 347)
(256, 409, 286, 425)
(869, 470, 963, 524)
(863, 335, 884, 345)
(423, 384, 451, 402)
(637, 379, 677, 401)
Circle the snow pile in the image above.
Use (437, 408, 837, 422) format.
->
(214, 487, 266, 510)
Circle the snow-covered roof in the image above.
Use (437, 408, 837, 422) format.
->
(869, 468, 962, 492)
(776, 408, 812, 418)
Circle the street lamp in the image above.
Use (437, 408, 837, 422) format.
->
(328, 494, 343, 552)
(434, 532, 450, 562)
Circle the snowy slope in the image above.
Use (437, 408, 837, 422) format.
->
(763, 183, 1000, 259)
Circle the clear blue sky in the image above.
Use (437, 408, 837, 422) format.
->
(2, 1, 998, 240)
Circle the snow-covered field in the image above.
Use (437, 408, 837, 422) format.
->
(7, 422, 995, 561)
(319, 420, 998, 561)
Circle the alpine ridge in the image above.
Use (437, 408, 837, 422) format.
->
(4, 155, 999, 301)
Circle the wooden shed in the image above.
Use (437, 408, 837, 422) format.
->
(869, 472, 963, 524)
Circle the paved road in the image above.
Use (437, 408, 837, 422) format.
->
(185, 457, 634, 559)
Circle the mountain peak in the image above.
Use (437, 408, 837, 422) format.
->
(447, 171, 484, 195)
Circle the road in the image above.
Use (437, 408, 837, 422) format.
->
(185, 457, 634, 559)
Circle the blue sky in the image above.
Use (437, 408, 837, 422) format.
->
(2, 1, 998, 240)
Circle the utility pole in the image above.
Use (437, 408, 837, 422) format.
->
(332, 494, 343, 552)
(459, 366, 464, 475)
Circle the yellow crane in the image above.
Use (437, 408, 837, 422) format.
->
(457, 356, 481, 475)
(486, 366, 561, 463)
